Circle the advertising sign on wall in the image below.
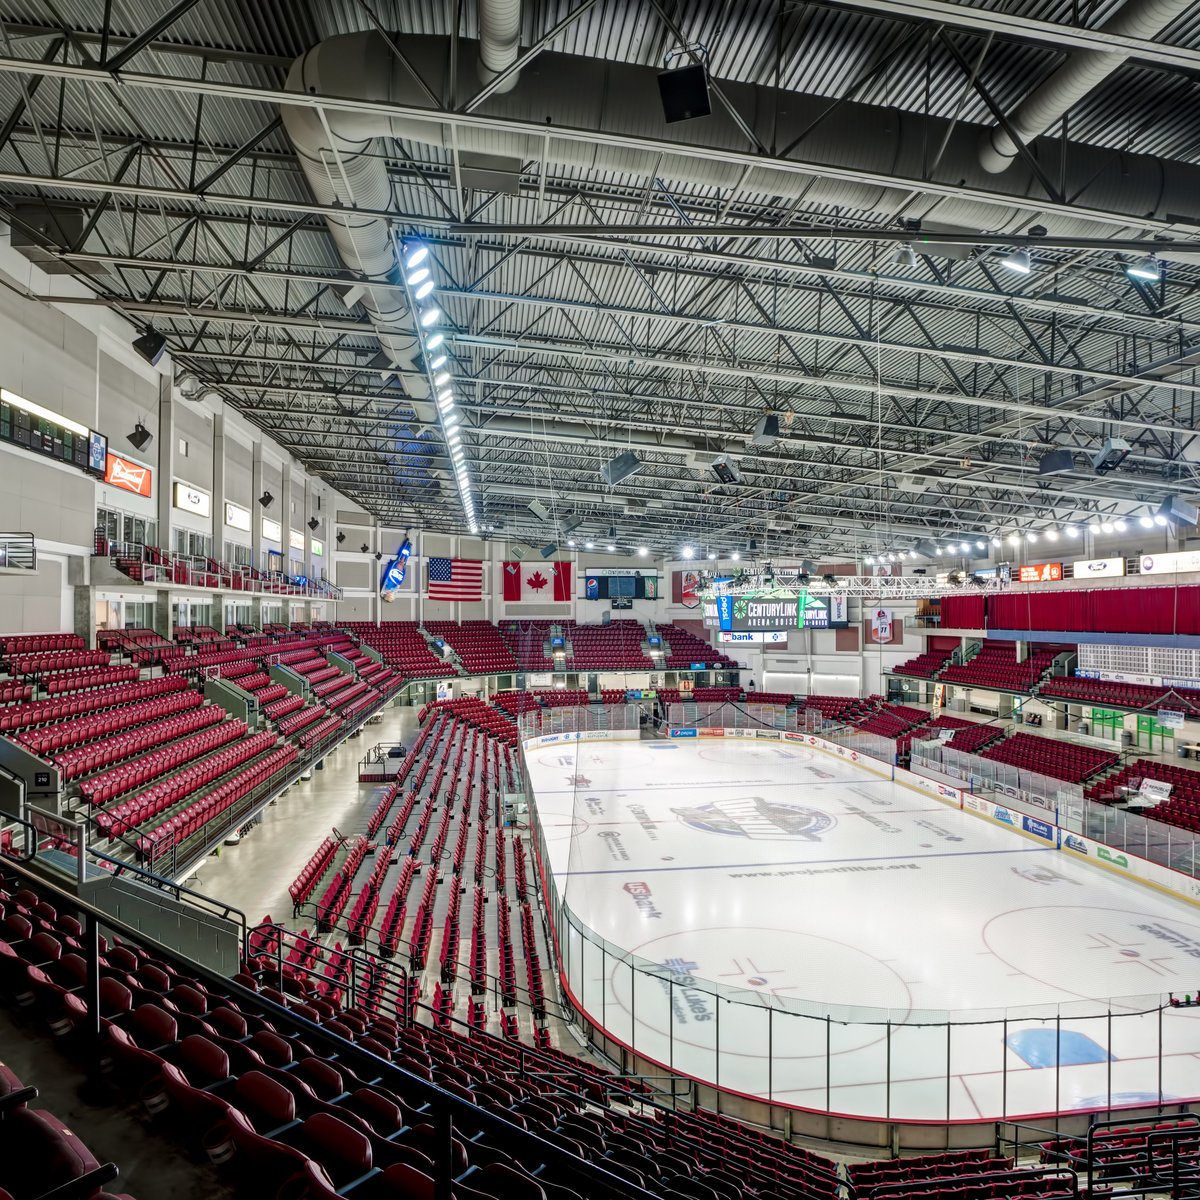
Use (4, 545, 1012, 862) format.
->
(1073, 557, 1125, 579)
(1140, 551, 1200, 576)
(104, 452, 153, 497)
(224, 502, 251, 532)
(261, 517, 281, 542)
(717, 630, 789, 644)
(172, 481, 210, 517)
(1017, 561, 1063, 583)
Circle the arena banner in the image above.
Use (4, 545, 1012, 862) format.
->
(668, 727, 698, 738)
(894, 767, 963, 808)
(673, 569, 702, 609)
(1139, 550, 1200, 576)
(1073, 556, 1126, 579)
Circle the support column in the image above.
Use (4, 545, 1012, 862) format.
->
(72, 584, 96, 649)
(156, 374, 174, 552)
(251, 441, 264, 570)
(374, 517, 383, 626)
(211, 594, 226, 634)
(153, 591, 172, 640)
(212, 411, 227, 561)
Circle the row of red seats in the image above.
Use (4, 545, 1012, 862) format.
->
(79, 716, 243, 805)
(1039, 675, 1200, 715)
(979, 730, 1118, 783)
(656, 622, 737, 669)
(892, 650, 952, 679)
(0, 632, 84, 654)
(0, 675, 188, 733)
(96, 731, 280, 840)
(18, 690, 203, 756)
(5, 647, 109, 675)
(136, 742, 298, 861)
(40, 664, 141, 694)
(56, 705, 223, 782)
(425, 620, 518, 675)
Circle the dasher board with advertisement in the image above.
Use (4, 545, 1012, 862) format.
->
(707, 589, 849, 631)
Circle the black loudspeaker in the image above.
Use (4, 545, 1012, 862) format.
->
(132, 329, 166, 366)
(127, 423, 152, 451)
(657, 64, 711, 124)
(1038, 448, 1075, 475)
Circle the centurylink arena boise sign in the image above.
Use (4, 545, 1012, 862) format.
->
(708, 589, 849, 632)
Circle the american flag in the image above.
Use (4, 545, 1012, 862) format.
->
(427, 556, 484, 601)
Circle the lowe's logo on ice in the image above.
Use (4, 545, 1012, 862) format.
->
(1021, 815, 1055, 842)
(991, 806, 1016, 825)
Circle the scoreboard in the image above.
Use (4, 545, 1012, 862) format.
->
(0, 389, 107, 478)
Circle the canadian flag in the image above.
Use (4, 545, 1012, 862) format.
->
(503, 560, 572, 603)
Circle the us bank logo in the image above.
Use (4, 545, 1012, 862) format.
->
(672, 797, 835, 841)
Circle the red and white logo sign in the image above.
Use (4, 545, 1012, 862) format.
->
(104, 452, 152, 497)
(1017, 561, 1062, 583)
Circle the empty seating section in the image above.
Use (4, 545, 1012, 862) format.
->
(497, 621, 556, 670)
(0, 633, 85, 654)
(0, 851, 862, 1200)
(943, 723, 1007, 753)
(804, 694, 877, 723)
(0, 676, 190, 733)
(938, 643, 1060, 691)
(1087, 759, 1200, 832)
(893, 649, 951, 678)
(850, 1151, 1076, 1200)
(1039, 1116, 1200, 1185)
(979, 730, 1118, 784)
(0, 625, 406, 872)
(656, 622, 737, 668)
(424, 621, 517, 674)
(853, 703, 930, 740)
(562, 620, 654, 669)
(341, 621, 456, 679)
(1039, 674, 1200, 715)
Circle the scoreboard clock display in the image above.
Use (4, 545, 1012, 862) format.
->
(0, 388, 107, 477)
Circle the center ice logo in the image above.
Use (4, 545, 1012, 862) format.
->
(672, 796, 835, 841)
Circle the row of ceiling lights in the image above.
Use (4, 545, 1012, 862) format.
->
(865, 513, 1173, 564)
(892, 243, 1161, 281)
(564, 538, 652, 556)
(404, 242, 477, 535)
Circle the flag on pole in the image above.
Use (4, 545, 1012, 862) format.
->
(503, 560, 572, 602)
(428, 557, 484, 601)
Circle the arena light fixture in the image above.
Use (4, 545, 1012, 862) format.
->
(406, 267, 430, 287)
(425, 332, 445, 351)
(1114, 518, 1128, 532)
(991, 537, 1001, 547)
(609, 544, 617, 552)
(865, 556, 875, 565)
(706, 552, 716, 560)
(730, 551, 740, 561)
(429, 353, 447, 370)
(1045, 529, 1058, 541)
(1155, 512, 1169, 526)
(681, 546, 695, 559)
(1140, 514, 1155, 528)
(1027, 532, 1038, 543)
(419, 307, 441, 327)
(1126, 255, 1161, 282)
(1088, 521, 1102, 533)
(585, 541, 595, 550)
(637, 546, 648, 556)
(1002, 247, 1031, 274)
(413, 279, 435, 300)
(404, 243, 429, 270)
(975, 540, 985, 550)
(434, 371, 451, 387)
(894, 243, 918, 269)
(1101, 521, 1114, 533)
(1066, 524, 1080, 537)
(567, 539, 576, 547)
(1007, 533, 1020, 545)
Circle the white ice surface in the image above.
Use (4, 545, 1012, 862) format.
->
(527, 738, 1200, 1121)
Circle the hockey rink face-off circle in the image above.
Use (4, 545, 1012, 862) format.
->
(527, 737, 1200, 1123)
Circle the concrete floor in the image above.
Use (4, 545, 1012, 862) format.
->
(184, 703, 422, 931)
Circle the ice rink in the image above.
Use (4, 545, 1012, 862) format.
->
(526, 735, 1200, 1123)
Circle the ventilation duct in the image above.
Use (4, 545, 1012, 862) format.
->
(980, 0, 1193, 174)
(282, 31, 1200, 423)
(478, 0, 522, 94)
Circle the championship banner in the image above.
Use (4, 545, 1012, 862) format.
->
(673, 569, 701, 609)
(871, 608, 892, 641)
